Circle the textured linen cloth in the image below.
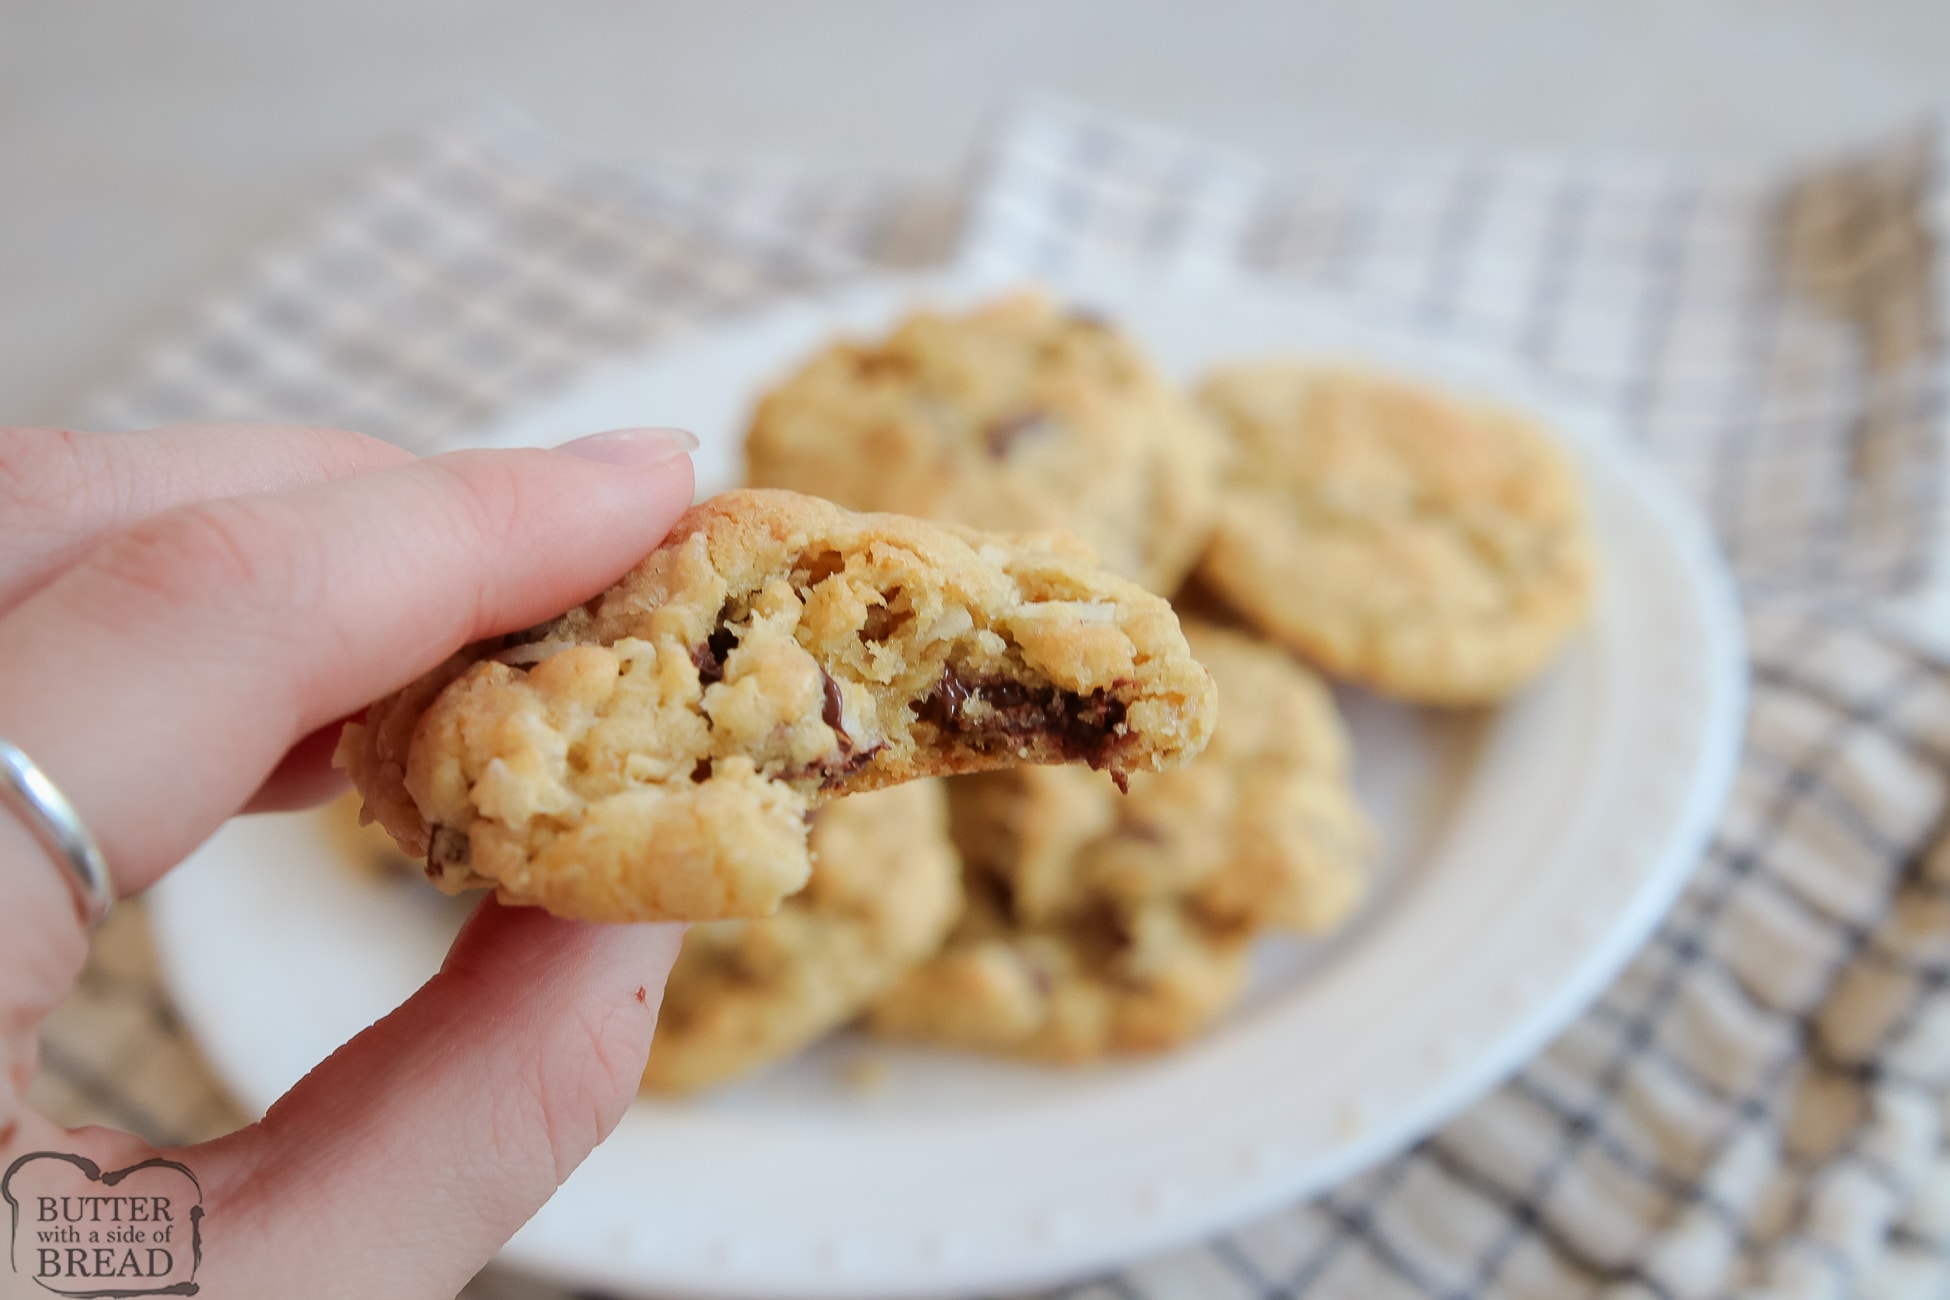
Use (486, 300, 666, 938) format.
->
(32, 98, 1950, 1299)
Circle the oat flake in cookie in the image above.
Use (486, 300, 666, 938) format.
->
(337, 489, 1217, 924)
(744, 291, 1221, 594)
(1197, 363, 1597, 705)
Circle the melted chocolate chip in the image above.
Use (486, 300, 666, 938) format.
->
(691, 758, 714, 782)
(917, 667, 1128, 769)
(821, 670, 846, 734)
(920, 669, 972, 723)
(692, 625, 738, 686)
(799, 742, 886, 791)
(983, 408, 1054, 458)
(800, 668, 881, 788)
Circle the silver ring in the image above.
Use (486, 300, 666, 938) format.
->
(0, 738, 114, 928)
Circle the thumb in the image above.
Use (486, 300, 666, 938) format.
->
(178, 898, 682, 1298)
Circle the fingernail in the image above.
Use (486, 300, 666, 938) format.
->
(554, 427, 699, 465)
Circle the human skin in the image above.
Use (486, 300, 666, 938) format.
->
(0, 422, 698, 1298)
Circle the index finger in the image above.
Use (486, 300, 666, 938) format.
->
(0, 423, 415, 609)
(0, 431, 696, 900)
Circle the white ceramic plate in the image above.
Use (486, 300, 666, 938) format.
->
(149, 270, 1745, 1300)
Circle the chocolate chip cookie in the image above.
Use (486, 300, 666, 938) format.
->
(865, 885, 1250, 1064)
(338, 489, 1217, 924)
(866, 622, 1370, 1062)
(744, 291, 1221, 594)
(1196, 363, 1596, 705)
(642, 780, 960, 1094)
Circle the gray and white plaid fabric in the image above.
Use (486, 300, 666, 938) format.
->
(34, 98, 1950, 1299)
(81, 107, 954, 452)
(961, 97, 1945, 598)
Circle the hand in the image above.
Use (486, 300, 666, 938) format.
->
(0, 422, 697, 1297)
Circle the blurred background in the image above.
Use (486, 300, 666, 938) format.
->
(6, 0, 1948, 426)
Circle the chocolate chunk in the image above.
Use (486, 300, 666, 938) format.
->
(959, 679, 1049, 733)
(917, 666, 1128, 769)
(692, 625, 738, 686)
(984, 409, 1055, 458)
(691, 758, 714, 782)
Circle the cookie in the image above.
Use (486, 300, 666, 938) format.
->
(338, 489, 1217, 924)
(642, 780, 960, 1094)
(951, 622, 1369, 936)
(1195, 363, 1596, 705)
(865, 878, 1251, 1064)
(867, 623, 1370, 1062)
(744, 291, 1221, 593)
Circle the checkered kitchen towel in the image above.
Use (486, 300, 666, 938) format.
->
(35, 98, 1950, 1298)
